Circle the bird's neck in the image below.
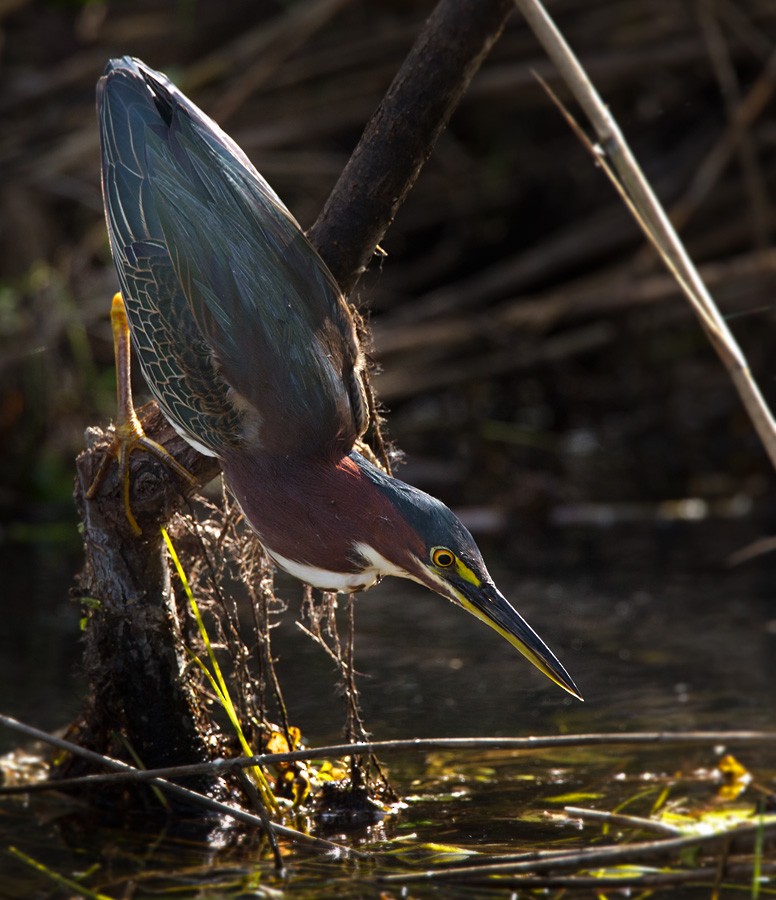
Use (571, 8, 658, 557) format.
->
(220, 450, 422, 591)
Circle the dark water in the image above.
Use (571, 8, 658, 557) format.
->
(1, 521, 775, 896)
(0, 538, 84, 754)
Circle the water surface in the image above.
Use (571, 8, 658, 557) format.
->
(1, 522, 774, 896)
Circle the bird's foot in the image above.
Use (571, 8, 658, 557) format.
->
(86, 293, 197, 534)
(86, 417, 198, 535)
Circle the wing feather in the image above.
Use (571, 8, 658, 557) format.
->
(97, 56, 367, 459)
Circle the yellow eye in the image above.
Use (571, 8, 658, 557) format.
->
(432, 547, 456, 568)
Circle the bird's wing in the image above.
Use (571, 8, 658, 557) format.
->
(97, 57, 367, 459)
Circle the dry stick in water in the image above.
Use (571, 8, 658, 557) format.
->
(2, 718, 774, 795)
(0, 714, 359, 859)
(513, 0, 776, 471)
(379, 823, 776, 883)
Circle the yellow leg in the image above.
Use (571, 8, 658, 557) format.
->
(87, 293, 197, 534)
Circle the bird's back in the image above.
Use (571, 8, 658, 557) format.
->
(97, 57, 367, 459)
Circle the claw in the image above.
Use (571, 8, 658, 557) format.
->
(87, 293, 197, 534)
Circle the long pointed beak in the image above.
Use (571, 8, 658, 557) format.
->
(455, 581, 582, 700)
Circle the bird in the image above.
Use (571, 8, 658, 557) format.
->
(93, 56, 581, 701)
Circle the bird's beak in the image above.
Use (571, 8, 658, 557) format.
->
(453, 580, 582, 700)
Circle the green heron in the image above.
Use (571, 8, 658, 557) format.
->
(93, 57, 581, 700)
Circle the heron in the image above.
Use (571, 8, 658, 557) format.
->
(91, 57, 581, 701)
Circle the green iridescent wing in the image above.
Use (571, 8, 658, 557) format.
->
(97, 57, 367, 459)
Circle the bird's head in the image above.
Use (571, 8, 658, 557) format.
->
(355, 456, 582, 700)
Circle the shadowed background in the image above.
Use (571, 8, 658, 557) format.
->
(3, 0, 776, 544)
(1, 1, 776, 740)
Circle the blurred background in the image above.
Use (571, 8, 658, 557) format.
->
(1, 0, 776, 737)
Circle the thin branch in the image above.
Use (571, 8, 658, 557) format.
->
(513, 0, 776, 472)
(0, 714, 358, 859)
(379, 822, 776, 882)
(454, 863, 776, 889)
(232, 765, 285, 873)
(2, 714, 773, 794)
(564, 805, 683, 837)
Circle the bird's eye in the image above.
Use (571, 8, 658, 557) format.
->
(431, 547, 456, 568)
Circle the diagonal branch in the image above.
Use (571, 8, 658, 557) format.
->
(308, 0, 514, 293)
